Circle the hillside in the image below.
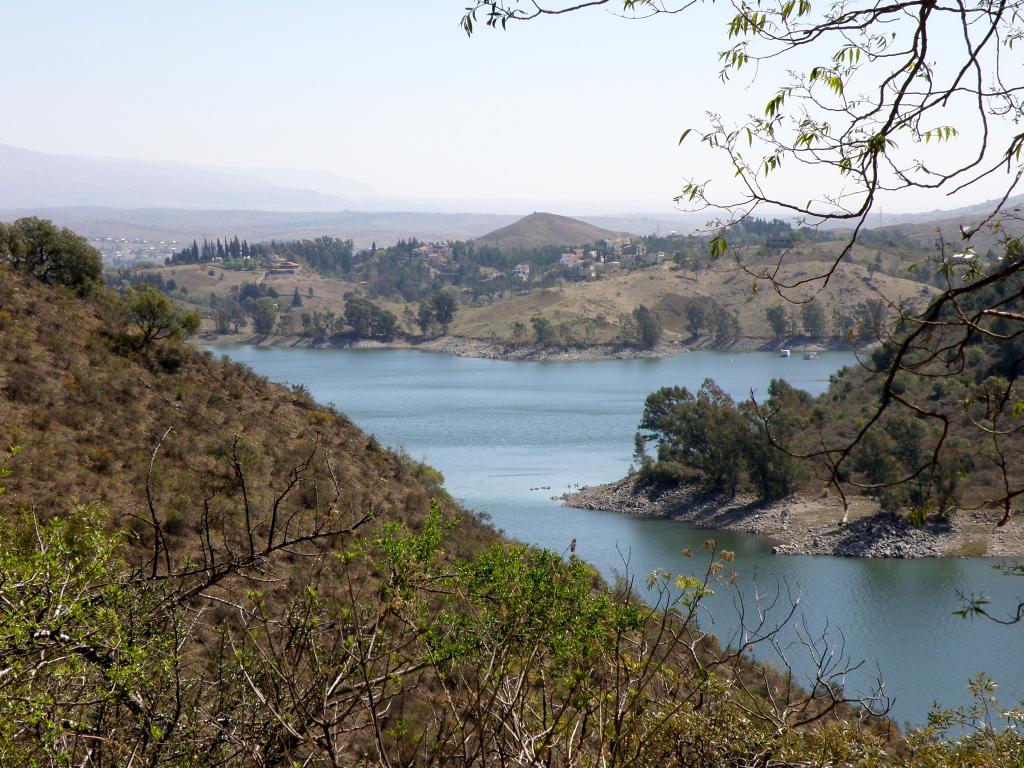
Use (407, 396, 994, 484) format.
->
(142, 260, 363, 319)
(868, 212, 1024, 255)
(475, 211, 631, 249)
(452, 245, 936, 347)
(0, 265, 477, 549)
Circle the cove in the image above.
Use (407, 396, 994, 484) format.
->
(208, 345, 1024, 728)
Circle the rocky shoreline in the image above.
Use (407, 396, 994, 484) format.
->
(562, 477, 1024, 558)
(416, 336, 687, 361)
(197, 331, 859, 362)
(197, 332, 690, 361)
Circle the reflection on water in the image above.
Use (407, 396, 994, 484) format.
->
(209, 345, 1024, 727)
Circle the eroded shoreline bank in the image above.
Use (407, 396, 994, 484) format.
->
(197, 332, 690, 360)
(196, 332, 853, 362)
(562, 477, 1024, 558)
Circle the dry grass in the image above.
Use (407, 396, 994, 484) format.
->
(451, 250, 936, 344)
(0, 265, 494, 566)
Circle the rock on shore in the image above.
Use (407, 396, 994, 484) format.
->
(407, 337, 686, 361)
(563, 478, 964, 558)
(198, 332, 688, 361)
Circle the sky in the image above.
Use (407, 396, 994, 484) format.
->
(0, 0, 1018, 215)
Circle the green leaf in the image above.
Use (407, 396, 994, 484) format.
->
(709, 234, 729, 259)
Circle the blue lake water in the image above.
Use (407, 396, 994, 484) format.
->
(208, 345, 1024, 728)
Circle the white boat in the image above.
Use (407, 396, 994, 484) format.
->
(779, 349, 791, 357)
(803, 351, 817, 359)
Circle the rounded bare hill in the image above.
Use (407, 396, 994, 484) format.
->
(476, 211, 632, 249)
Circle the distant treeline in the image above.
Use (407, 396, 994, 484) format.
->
(160, 216, 885, 307)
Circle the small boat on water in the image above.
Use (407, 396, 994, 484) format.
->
(779, 349, 791, 357)
(803, 351, 817, 359)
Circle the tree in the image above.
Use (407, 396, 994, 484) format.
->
(711, 306, 741, 344)
(124, 286, 201, 348)
(250, 297, 277, 335)
(512, 320, 527, 341)
(685, 302, 706, 336)
(801, 301, 826, 338)
(430, 290, 457, 334)
(633, 304, 662, 349)
(0, 217, 103, 294)
(212, 295, 245, 334)
(741, 379, 808, 500)
(531, 315, 554, 344)
(345, 297, 374, 337)
(854, 299, 887, 341)
(417, 301, 435, 334)
(766, 306, 789, 341)
(292, 287, 303, 308)
(345, 297, 399, 340)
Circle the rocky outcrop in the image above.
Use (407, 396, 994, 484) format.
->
(563, 478, 966, 558)
(770, 513, 955, 557)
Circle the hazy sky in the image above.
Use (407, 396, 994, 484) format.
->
(0, 1, 1016, 214)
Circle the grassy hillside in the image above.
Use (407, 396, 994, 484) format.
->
(452, 248, 936, 346)
(0, 264, 481, 551)
(146, 243, 936, 349)
(141, 260, 364, 318)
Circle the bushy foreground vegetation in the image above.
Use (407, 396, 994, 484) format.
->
(3, 503, 1023, 767)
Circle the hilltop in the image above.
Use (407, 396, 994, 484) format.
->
(475, 211, 631, 249)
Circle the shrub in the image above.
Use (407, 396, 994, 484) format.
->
(4, 363, 44, 404)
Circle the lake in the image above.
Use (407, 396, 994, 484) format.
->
(209, 345, 1024, 728)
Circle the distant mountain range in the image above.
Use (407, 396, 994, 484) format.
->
(0, 143, 394, 211)
(858, 193, 1024, 229)
(475, 212, 630, 249)
(0, 143, 708, 247)
(21, 208, 527, 252)
(5, 141, 1021, 251)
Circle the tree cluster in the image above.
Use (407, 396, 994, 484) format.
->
(168, 236, 265, 265)
(684, 300, 741, 343)
(632, 304, 662, 349)
(416, 291, 458, 335)
(636, 378, 807, 501)
(344, 296, 398, 340)
(0, 217, 103, 294)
